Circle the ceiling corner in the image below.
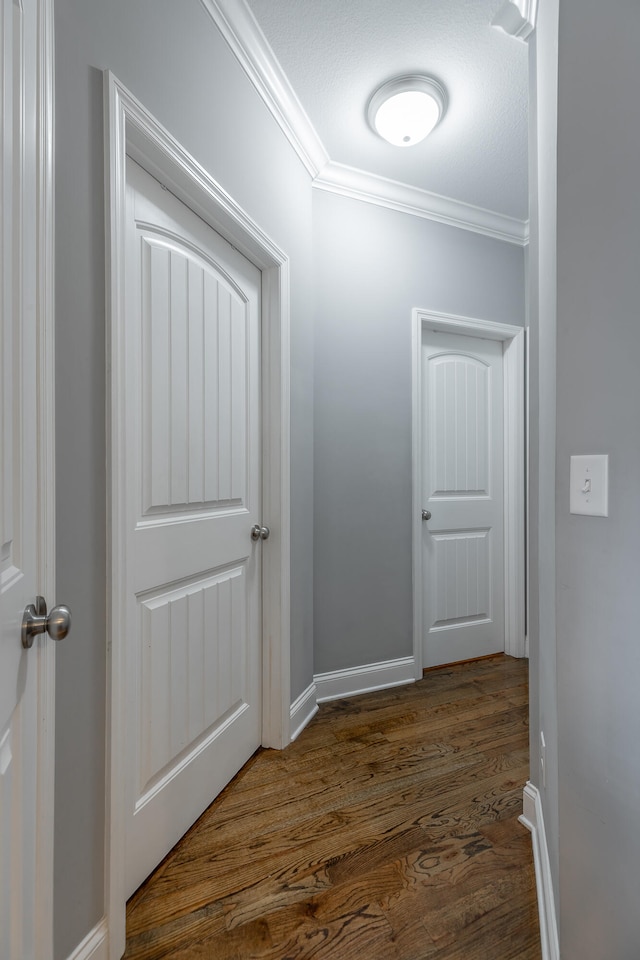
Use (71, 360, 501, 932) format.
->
(492, 0, 538, 41)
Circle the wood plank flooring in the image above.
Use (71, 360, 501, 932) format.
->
(125, 654, 540, 959)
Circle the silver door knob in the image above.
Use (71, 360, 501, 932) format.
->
(22, 596, 72, 649)
(250, 524, 271, 542)
(421, 510, 432, 521)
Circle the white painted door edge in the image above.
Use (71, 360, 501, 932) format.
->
(520, 782, 560, 960)
(103, 71, 291, 960)
(412, 309, 526, 677)
(34, 0, 56, 955)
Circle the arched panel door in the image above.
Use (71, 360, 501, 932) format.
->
(421, 332, 504, 667)
(123, 160, 262, 896)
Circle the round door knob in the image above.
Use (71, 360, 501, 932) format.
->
(421, 509, 432, 521)
(251, 524, 271, 542)
(21, 597, 72, 649)
(46, 604, 72, 641)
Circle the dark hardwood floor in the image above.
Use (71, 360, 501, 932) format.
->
(125, 654, 540, 959)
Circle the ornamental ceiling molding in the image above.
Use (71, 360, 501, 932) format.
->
(199, 0, 530, 246)
(315, 162, 529, 245)
(492, 0, 538, 41)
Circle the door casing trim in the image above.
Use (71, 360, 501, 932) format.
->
(103, 71, 291, 959)
(411, 308, 526, 675)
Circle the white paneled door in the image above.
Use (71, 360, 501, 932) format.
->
(124, 161, 262, 896)
(421, 331, 505, 668)
(1, 0, 54, 956)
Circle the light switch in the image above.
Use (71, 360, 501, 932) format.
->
(569, 454, 609, 517)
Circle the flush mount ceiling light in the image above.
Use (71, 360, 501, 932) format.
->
(367, 75, 447, 147)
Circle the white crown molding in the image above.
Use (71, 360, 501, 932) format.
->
(492, 0, 538, 41)
(198, 0, 328, 176)
(520, 782, 560, 960)
(201, 0, 529, 246)
(315, 161, 529, 246)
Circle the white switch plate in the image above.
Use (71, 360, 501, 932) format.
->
(570, 454, 609, 517)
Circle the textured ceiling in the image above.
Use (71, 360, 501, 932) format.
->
(244, 0, 529, 221)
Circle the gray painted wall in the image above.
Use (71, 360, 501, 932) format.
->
(527, 0, 560, 906)
(54, 1, 314, 956)
(313, 190, 526, 675)
(555, 1, 640, 955)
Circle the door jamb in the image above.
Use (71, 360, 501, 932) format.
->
(103, 72, 291, 959)
(411, 308, 526, 676)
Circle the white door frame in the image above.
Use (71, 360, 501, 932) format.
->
(411, 308, 526, 676)
(104, 72, 291, 959)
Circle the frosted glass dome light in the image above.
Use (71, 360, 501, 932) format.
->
(367, 76, 447, 147)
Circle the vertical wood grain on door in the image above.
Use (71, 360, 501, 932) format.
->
(124, 161, 262, 897)
(421, 332, 504, 667)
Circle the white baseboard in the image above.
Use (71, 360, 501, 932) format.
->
(65, 918, 108, 960)
(314, 656, 416, 703)
(289, 682, 318, 741)
(519, 781, 560, 960)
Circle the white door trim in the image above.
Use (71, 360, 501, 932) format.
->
(103, 72, 291, 959)
(411, 309, 526, 676)
(35, 0, 56, 955)
(520, 782, 560, 960)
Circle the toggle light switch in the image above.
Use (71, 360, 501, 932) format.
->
(570, 454, 609, 517)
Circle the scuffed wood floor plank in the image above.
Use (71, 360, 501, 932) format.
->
(125, 654, 541, 960)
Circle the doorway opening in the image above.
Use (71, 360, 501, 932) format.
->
(104, 72, 291, 959)
(411, 309, 526, 674)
